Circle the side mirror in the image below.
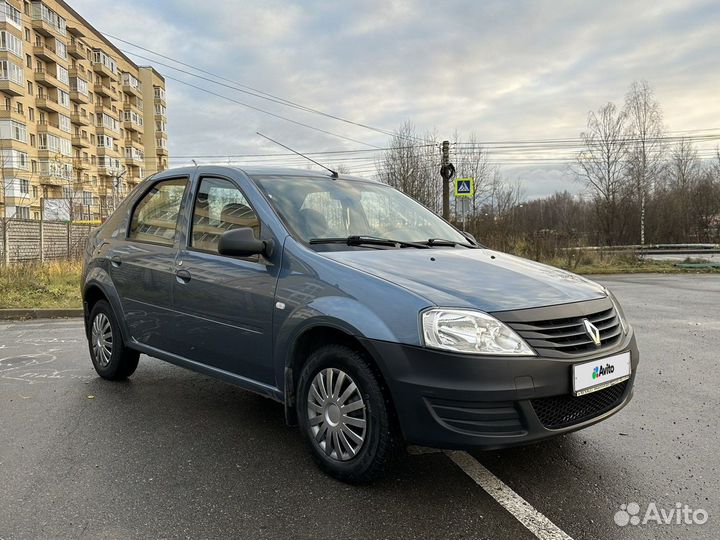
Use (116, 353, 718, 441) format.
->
(218, 227, 267, 257)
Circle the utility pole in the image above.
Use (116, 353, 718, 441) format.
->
(439, 141, 455, 221)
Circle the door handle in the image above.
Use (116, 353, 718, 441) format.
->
(175, 269, 192, 284)
(110, 256, 122, 268)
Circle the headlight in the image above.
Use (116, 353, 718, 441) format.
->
(605, 289, 629, 335)
(421, 308, 536, 356)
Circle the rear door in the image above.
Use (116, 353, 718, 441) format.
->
(171, 175, 279, 385)
(108, 177, 189, 352)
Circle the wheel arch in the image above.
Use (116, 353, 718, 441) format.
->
(282, 322, 395, 427)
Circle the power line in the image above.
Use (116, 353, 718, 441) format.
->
(164, 75, 382, 148)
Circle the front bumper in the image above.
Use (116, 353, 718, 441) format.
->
(359, 331, 639, 450)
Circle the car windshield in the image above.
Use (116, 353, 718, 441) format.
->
(252, 175, 469, 247)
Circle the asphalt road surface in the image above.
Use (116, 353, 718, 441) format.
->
(1, 274, 718, 540)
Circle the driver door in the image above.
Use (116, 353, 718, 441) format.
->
(171, 175, 278, 385)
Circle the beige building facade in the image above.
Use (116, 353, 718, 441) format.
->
(0, 0, 168, 222)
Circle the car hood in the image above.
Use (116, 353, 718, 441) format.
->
(321, 248, 606, 312)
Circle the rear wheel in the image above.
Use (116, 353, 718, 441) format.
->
(297, 344, 398, 483)
(88, 300, 139, 380)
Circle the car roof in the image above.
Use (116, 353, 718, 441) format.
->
(152, 165, 381, 184)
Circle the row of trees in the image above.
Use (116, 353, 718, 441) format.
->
(377, 81, 720, 250)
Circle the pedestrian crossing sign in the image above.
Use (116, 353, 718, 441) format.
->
(454, 177, 474, 197)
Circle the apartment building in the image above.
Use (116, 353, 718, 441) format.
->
(0, 0, 168, 222)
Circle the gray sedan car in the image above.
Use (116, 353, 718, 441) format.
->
(82, 166, 639, 482)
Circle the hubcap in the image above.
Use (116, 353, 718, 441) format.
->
(307, 368, 367, 461)
(91, 313, 113, 367)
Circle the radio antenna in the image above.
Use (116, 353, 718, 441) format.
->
(257, 132, 338, 178)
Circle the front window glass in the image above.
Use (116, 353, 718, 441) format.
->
(253, 175, 467, 247)
(191, 176, 260, 254)
(129, 178, 187, 246)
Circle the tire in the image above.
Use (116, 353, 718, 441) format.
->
(297, 344, 398, 483)
(87, 300, 139, 380)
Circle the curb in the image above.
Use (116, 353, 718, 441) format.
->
(0, 308, 84, 320)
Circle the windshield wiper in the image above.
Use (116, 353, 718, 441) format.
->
(425, 238, 477, 248)
(309, 235, 430, 249)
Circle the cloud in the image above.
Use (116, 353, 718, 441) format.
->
(70, 0, 720, 196)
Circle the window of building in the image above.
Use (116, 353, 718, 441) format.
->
(32, 185, 38, 198)
(58, 89, 70, 108)
(31, 159, 37, 173)
(54, 38, 67, 59)
(56, 64, 69, 84)
(28, 107, 34, 121)
(24, 27, 30, 42)
(15, 206, 30, 219)
(27, 81, 33, 95)
(0, 30, 23, 58)
(29, 133, 35, 147)
(19, 179, 29, 193)
(0, 119, 28, 142)
(58, 114, 71, 133)
(0, 60, 24, 85)
(0, 2, 22, 29)
(128, 178, 187, 246)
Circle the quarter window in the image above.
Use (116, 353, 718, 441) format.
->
(128, 178, 187, 246)
(190, 177, 260, 254)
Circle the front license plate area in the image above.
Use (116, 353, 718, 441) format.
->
(572, 351, 631, 396)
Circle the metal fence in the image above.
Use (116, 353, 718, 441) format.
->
(0, 219, 95, 263)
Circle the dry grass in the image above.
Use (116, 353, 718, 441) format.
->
(0, 260, 83, 309)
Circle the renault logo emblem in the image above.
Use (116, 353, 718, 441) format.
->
(583, 319, 601, 346)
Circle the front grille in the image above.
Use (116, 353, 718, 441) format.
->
(499, 300, 622, 357)
(531, 381, 628, 429)
(426, 397, 525, 436)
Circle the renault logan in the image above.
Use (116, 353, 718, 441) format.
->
(82, 166, 639, 482)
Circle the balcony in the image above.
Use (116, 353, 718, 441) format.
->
(93, 83, 117, 99)
(67, 42, 86, 59)
(0, 106, 26, 123)
(35, 94, 67, 114)
(31, 18, 66, 39)
(96, 146, 117, 157)
(92, 61, 116, 78)
(156, 146, 169, 157)
(70, 89, 89, 105)
(124, 154, 144, 167)
(37, 120, 64, 137)
(71, 134, 90, 148)
(122, 82, 142, 98)
(0, 79, 24, 96)
(72, 157, 90, 170)
(34, 67, 67, 89)
(70, 111, 91, 126)
(38, 175, 67, 187)
(33, 43, 66, 65)
(96, 125, 119, 137)
(123, 119, 144, 133)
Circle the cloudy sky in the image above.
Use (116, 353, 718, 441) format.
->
(71, 0, 720, 199)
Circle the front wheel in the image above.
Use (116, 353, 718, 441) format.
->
(88, 300, 139, 380)
(297, 344, 398, 483)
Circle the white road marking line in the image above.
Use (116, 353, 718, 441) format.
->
(446, 450, 573, 540)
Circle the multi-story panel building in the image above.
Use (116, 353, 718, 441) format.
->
(0, 0, 167, 221)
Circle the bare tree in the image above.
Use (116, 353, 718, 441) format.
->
(624, 80, 664, 244)
(377, 121, 440, 212)
(453, 133, 494, 219)
(575, 102, 631, 245)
